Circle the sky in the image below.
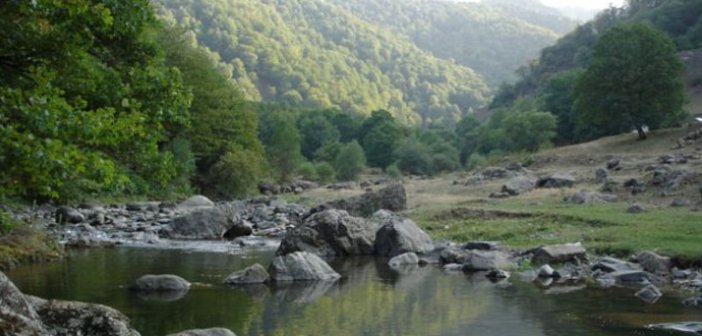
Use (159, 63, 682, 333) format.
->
(540, 0, 626, 9)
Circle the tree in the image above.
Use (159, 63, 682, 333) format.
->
(574, 23, 685, 140)
(334, 141, 366, 181)
(393, 137, 433, 176)
(264, 112, 302, 182)
(539, 69, 583, 145)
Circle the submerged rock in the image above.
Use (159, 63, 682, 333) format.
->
(269, 252, 341, 282)
(635, 284, 662, 303)
(485, 269, 510, 280)
(462, 250, 509, 271)
(599, 270, 664, 287)
(373, 210, 434, 257)
(648, 322, 702, 334)
(129, 274, 190, 292)
(223, 264, 269, 285)
(388, 252, 419, 268)
(167, 328, 236, 336)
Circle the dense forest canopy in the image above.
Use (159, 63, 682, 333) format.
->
(153, 0, 572, 125)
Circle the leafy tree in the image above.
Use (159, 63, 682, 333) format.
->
(334, 141, 366, 181)
(298, 114, 340, 160)
(315, 162, 336, 184)
(539, 69, 583, 144)
(574, 23, 685, 140)
(208, 144, 264, 198)
(362, 123, 402, 169)
(502, 110, 557, 152)
(394, 137, 433, 176)
(454, 115, 481, 166)
(263, 111, 303, 182)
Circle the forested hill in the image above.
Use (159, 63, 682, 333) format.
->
(154, 0, 570, 125)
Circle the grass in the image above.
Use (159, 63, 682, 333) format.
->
(0, 225, 62, 271)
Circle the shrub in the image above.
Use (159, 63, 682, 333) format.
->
(466, 153, 487, 170)
(296, 161, 318, 181)
(315, 162, 336, 184)
(335, 141, 366, 181)
(207, 145, 264, 198)
(385, 163, 402, 180)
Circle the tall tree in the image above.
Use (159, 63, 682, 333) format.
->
(574, 23, 684, 140)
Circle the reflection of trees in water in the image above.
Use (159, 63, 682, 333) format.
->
(241, 257, 491, 336)
(497, 282, 692, 336)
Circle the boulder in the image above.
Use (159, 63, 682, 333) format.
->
(635, 284, 662, 303)
(167, 328, 236, 336)
(129, 274, 190, 292)
(320, 184, 407, 217)
(269, 252, 341, 282)
(0, 272, 46, 335)
(462, 250, 509, 271)
(32, 299, 140, 336)
(169, 203, 245, 240)
(388, 252, 419, 268)
(592, 257, 641, 273)
(532, 243, 586, 264)
(623, 178, 646, 194)
(538, 264, 556, 278)
(648, 322, 702, 334)
(651, 167, 691, 191)
(439, 246, 468, 264)
(55, 207, 84, 224)
(564, 190, 617, 204)
(635, 251, 671, 274)
(683, 296, 702, 307)
(671, 198, 691, 207)
(606, 159, 621, 170)
(463, 241, 500, 251)
(599, 270, 663, 286)
(626, 203, 646, 214)
(178, 195, 214, 209)
(481, 167, 511, 179)
(276, 209, 376, 256)
(485, 269, 510, 280)
(373, 210, 434, 257)
(258, 181, 281, 195)
(223, 264, 269, 285)
(595, 168, 608, 184)
(501, 176, 537, 196)
(537, 172, 576, 188)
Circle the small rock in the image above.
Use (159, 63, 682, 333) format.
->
(55, 207, 84, 224)
(463, 250, 509, 271)
(179, 195, 215, 209)
(627, 203, 646, 214)
(537, 172, 576, 188)
(167, 328, 237, 336)
(388, 252, 419, 268)
(502, 176, 537, 196)
(592, 257, 641, 273)
(532, 243, 586, 264)
(439, 246, 467, 264)
(673, 267, 692, 279)
(538, 264, 556, 278)
(599, 270, 663, 286)
(564, 190, 617, 204)
(223, 264, 269, 285)
(269, 252, 341, 282)
(463, 241, 500, 251)
(606, 159, 621, 170)
(635, 284, 662, 303)
(671, 198, 691, 207)
(595, 168, 608, 183)
(635, 251, 671, 274)
(442, 263, 464, 272)
(683, 296, 702, 307)
(486, 269, 510, 280)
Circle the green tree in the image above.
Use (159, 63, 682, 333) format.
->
(393, 137, 433, 176)
(454, 115, 481, 166)
(298, 114, 340, 160)
(334, 141, 366, 181)
(264, 112, 302, 182)
(574, 23, 684, 140)
(539, 69, 583, 144)
(208, 144, 265, 198)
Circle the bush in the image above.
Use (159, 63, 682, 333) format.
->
(296, 161, 318, 181)
(335, 141, 366, 181)
(466, 153, 487, 170)
(0, 211, 17, 235)
(315, 162, 336, 184)
(207, 145, 265, 198)
(385, 163, 402, 180)
(394, 137, 432, 176)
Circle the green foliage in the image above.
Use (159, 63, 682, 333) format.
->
(454, 116, 482, 166)
(466, 153, 488, 170)
(360, 111, 404, 169)
(154, 0, 497, 125)
(296, 162, 318, 181)
(334, 141, 366, 181)
(260, 107, 303, 183)
(0, 0, 192, 201)
(208, 144, 264, 198)
(394, 137, 433, 176)
(298, 112, 341, 160)
(575, 23, 685, 140)
(0, 211, 17, 235)
(314, 162, 336, 184)
(385, 164, 402, 180)
(539, 69, 583, 144)
(501, 110, 558, 152)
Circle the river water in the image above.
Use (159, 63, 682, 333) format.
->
(6, 245, 699, 336)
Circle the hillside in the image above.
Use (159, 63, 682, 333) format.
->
(155, 0, 571, 125)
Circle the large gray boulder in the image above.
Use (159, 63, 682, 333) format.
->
(501, 176, 537, 196)
(592, 257, 642, 273)
(373, 210, 434, 257)
(462, 250, 510, 271)
(129, 274, 190, 292)
(169, 203, 248, 240)
(599, 270, 664, 287)
(223, 264, 269, 285)
(276, 209, 377, 256)
(269, 252, 341, 282)
(532, 243, 586, 264)
(31, 298, 140, 336)
(167, 328, 236, 336)
(0, 272, 46, 335)
(320, 184, 407, 217)
(537, 172, 576, 188)
(388, 252, 419, 268)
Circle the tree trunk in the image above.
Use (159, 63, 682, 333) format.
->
(636, 125, 647, 140)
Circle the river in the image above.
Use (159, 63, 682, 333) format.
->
(5, 245, 699, 336)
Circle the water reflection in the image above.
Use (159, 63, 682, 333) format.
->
(6, 247, 700, 336)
